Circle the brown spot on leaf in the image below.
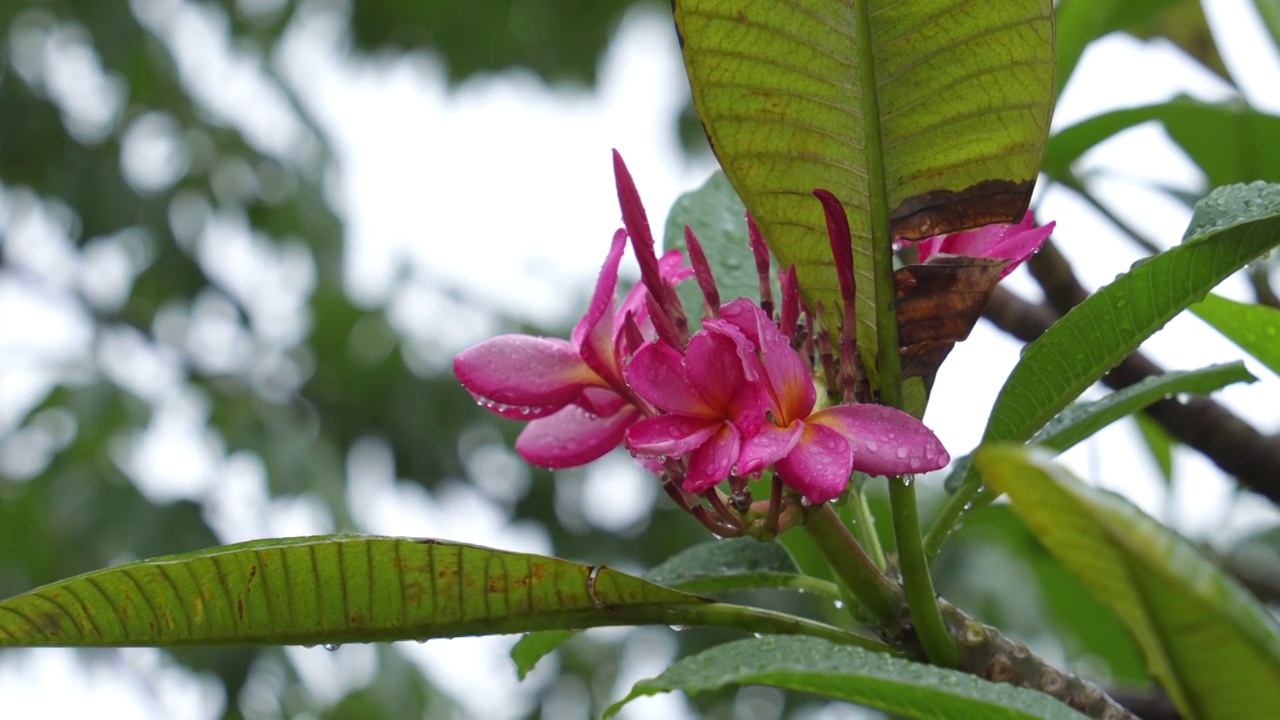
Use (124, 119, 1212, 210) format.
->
(246, 565, 257, 585)
(894, 256, 1008, 389)
(237, 597, 244, 622)
(890, 179, 1034, 240)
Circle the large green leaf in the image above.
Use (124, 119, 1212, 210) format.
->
(1045, 98, 1280, 188)
(984, 182, 1280, 449)
(606, 635, 1087, 719)
(647, 537, 838, 598)
(1190, 294, 1280, 377)
(0, 535, 881, 649)
(673, 0, 1055, 324)
(976, 446, 1280, 720)
(511, 538, 841, 681)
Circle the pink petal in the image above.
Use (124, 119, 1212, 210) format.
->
(922, 213, 1054, 279)
(718, 298, 815, 424)
(986, 219, 1054, 279)
(515, 405, 641, 469)
(454, 335, 603, 419)
(576, 386, 628, 417)
(571, 229, 628, 389)
(809, 404, 950, 476)
(738, 422, 804, 477)
(624, 415, 720, 457)
(775, 423, 852, 504)
(684, 330, 750, 413)
(683, 424, 741, 494)
(624, 341, 713, 417)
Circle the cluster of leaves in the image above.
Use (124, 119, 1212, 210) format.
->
(3, 1, 1280, 719)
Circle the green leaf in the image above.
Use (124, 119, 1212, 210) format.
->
(510, 629, 576, 681)
(1045, 98, 1280, 188)
(663, 170, 775, 326)
(646, 538, 839, 598)
(1134, 413, 1176, 483)
(663, 170, 750, 291)
(984, 182, 1280, 449)
(606, 635, 1087, 719)
(1027, 362, 1256, 452)
(1255, 0, 1280, 53)
(0, 535, 713, 647)
(976, 446, 1280, 720)
(1190, 294, 1280, 377)
(673, 0, 1055, 327)
(0, 535, 889, 652)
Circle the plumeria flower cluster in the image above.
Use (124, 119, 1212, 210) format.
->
(456, 151, 1052, 538)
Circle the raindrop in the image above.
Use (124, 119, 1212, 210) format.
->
(864, 441, 879, 453)
(667, 625, 690, 633)
(895, 447, 909, 459)
(415, 639, 428, 645)
(833, 599, 845, 610)
(323, 643, 340, 652)
(901, 475, 914, 487)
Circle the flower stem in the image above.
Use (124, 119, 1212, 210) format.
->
(848, 486, 886, 571)
(889, 477, 959, 668)
(802, 504, 901, 629)
(851, 0, 957, 669)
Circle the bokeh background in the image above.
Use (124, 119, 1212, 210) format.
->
(1, 0, 1279, 718)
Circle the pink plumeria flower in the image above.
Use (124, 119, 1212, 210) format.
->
(912, 211, 1055, 279)
(623, 326, 768, 493)
(721, 299, 950, 504)
(454, 230, 688, 469)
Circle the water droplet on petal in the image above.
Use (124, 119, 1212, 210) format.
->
(895, 447, 909, 459)
(864, 441, 879, 453)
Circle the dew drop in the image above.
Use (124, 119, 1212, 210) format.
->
(864, 441, 879, 453)
(833, 599, 846, 610)
(895, 447, 909, 459)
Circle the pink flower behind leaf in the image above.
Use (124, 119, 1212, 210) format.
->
(914, 212, 1055, 279)
(454, 229, 686, 469)
(721, 299, 950, 503)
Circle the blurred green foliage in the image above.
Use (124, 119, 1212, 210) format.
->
(1, 0, 1278, 718)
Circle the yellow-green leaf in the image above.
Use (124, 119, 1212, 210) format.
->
(976, 447, 1280, 720)
(674, 0, 1055, 329)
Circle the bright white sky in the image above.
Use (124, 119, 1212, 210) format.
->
(2, 0, 1280, 717)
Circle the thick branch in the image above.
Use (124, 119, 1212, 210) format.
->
(937, 598, 1137, 719)
(979, 241, 1280, 504)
